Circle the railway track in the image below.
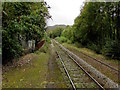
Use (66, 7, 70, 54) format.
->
(54, 41, 105, 89)
(72, 49, 119, 73)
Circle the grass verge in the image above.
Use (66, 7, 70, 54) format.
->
(2, 42, 67, 88)
(63, 43, 119, 69)
(2, 51, 49, 88)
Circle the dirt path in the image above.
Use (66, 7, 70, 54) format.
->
(46, 42, 67, 88)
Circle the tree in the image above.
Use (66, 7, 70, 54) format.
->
(49, 27, 64, 38)
(2, 2, 51, 64)
(60, 2, 120, 59)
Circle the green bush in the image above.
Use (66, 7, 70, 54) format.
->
(74, 42, 83, 48)
(102, 40, 120, 59)
(67, 40, 72, 44)
(87, 43, 101, 54)
(49, 27, 64, 38)
(39, 45, 48, 53)
(2, 2, 50, 64)
(55, 36, 68, 43)
(2, 34, 23, 64)
(44, 33, 51, 44)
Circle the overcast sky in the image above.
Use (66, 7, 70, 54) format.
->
(44, 0, 85, 26)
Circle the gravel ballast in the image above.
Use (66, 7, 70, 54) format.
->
(54, 40, 118, 88)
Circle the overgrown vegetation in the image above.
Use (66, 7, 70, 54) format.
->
(50, 2, 120, 60)
(2, 2, 51, 64)
(48, 27, 64, 38)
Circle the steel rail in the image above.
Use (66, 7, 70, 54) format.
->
(66, 52, 105, 90)
(78, 52, 119, 73)
(56, 50, 76, 90)
(54, 40, 105, 90)
(54, 40, 119, 73)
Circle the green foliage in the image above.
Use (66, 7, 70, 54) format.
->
(49, 27, 64, 38)
(102, 40, 120, 59)
(2, 27, 23, 63)
(67, 40, 72, 44)
(87, 43, 102, 54)
(61, 26, 74, 43)
(38, 32, 51, 53)
(72, 2, 120, 59)
(74, 42, 83, 48)
(46, 36, 51, 44)
(55, 2, 120, 59)
(2, 2, 50, 64)
(39, 44, 48, 53)
(55, 36, 68, 43)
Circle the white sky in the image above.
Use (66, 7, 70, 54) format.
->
(44, 0, 85, 26)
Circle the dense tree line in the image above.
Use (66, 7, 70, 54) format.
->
(48, 27, 64, 38)
(50, 2, 120, 59)
(2, 2, 50, 64)
(72, 2, 120, 59)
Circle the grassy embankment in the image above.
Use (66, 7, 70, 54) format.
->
(2, 42, 67, 88)
(3, 52, 49, 88)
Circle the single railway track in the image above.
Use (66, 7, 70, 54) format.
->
(74, 50, 119, 73)
(54, 41, 105, 89)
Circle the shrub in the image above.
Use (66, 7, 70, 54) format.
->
(87, 43, 101, 54)
(67, 40, 72, 44)
(55, 36, 68, 43)
(2, 2, 50, 65)
(49, 27, 64, 38)
(102, 40, 120, 59)
(39, 44, 48, 53)
(2, 36, 23, 64)
(74, 42, 83, 48)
